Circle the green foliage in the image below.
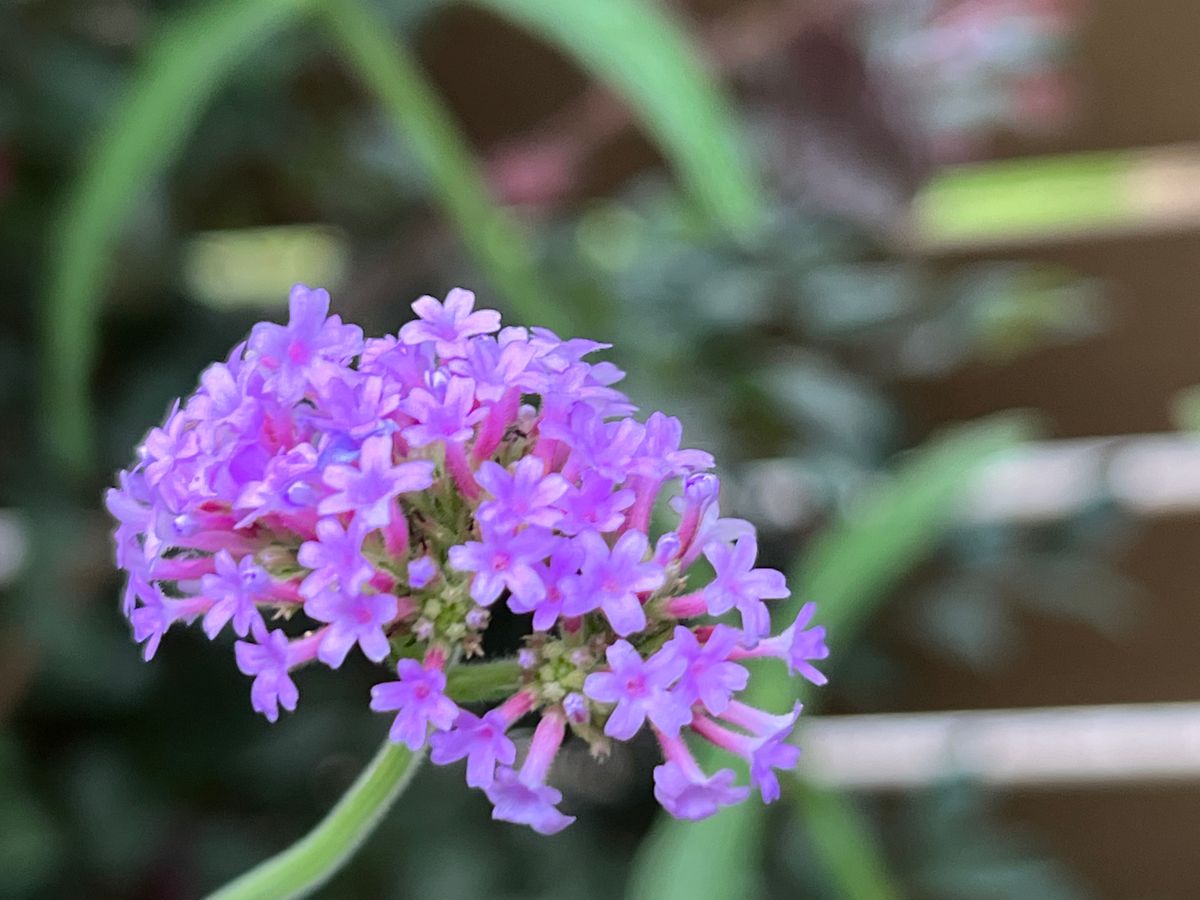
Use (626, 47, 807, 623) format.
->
(626, 793, 766, 900)
(792, 413, 1034, 637)
(0, 738, 61, 897)
(444, 658, 522, 702)
(183, 225, 350, 312)
(318, 0, 566, 334)
(896, 781, 1089, 900)
(472, 0, 765, 237)
(42, 0, 319, 475)
(43, 0, 567, 479)
(793, 786, 901, 900)
(627, 415, 1033, 900)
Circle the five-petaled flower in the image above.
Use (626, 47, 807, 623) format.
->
(370, 659, 459, 750)
(583, 640, 690, 740)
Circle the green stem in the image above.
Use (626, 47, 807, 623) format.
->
(445, 658, 522, 703)
(205, 657, 519, 898)
(206, 740, 422, 900)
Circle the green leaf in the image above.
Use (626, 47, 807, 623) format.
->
(794, 785, 902, 900)
(319, 0, 567, 333)
(41, 0, 318, 475)
(626, 414, 1034, 900)
(471, 0, 764, 237)
(791, 412, 1035, 636)
(627, 796, 765, 900)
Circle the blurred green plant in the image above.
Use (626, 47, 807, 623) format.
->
(42, 0, 761, 478)
(793, 784, 900, 900)
(184, 225, 351, 311)
(41, 0, 318, 476)
(319, 0, 563, 330)
(470, 0, 764, 237)
(895, 780, 1089, 900)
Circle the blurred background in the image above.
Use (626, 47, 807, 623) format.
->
(4, 0, 1200, 896)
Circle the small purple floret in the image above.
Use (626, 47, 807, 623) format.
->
(198, 550, 269, 639)
(234, 628, 299, 723)
(553, 473, 634, 536)
(507, 540, 582, 631)
(297, 517, 374, 599)
(399, 376, 484, 448)
(319, 434, 434, 527)
(370, 659, 458, 750)
(667, 624, 749, 716)
(407, 555, 437, 590)
(448, 524, 558, 607)
(749, 729, 801, 803)
(485, 767, 575, 835)
(703, 535, 789, 638)
(652, 761, 750, 821)
(305, 589, 398, 668)
(248, 284, 363, 400)
(429, 708, 517, 787)
(785, 602, 830, 685)
(476, 457, 568, 531)
(583, 640, 690, 739)
(563, 531, 663, 636)
(398, 288, 501, 358)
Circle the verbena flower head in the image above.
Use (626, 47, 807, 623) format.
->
(107, 285, 829, 833)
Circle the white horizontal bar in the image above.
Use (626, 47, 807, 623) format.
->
(801, 702, 1200, 790)
(0, 510, 27, 588)
(735, 432, 1200, 531)
(965, 433, 1200, 523)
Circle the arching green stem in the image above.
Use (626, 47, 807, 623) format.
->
(205, 741, 422, 900)
(204, 655, 521, 898)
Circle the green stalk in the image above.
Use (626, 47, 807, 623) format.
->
(445, 658, 522, 703)
(205, 740, 422, 900)
(204, 656, 520, 898)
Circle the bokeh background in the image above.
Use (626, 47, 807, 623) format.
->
(4, 0, 1200, 897)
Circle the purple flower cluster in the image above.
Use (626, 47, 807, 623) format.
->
(107, 285, 829, 834)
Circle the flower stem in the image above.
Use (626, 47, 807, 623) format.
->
(444, 658, 522, 703)
(205, 740, 422, 900)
